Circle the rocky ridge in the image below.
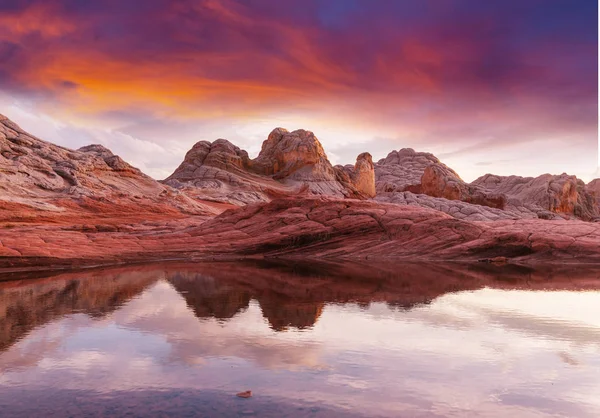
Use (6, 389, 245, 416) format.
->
(0, 112, 599, 271)
(0, 114, 222, 225)
(472, 173, 599, 221)
(374, 148, 598, 222)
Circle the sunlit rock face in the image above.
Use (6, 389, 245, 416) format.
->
(336, 152, 376, 198)
(472, 173, 600, 221)
(163, 127, 376, 204)
(251, 128, 349, 197)
(1, 112, 600, 271)
(163, 139, 275, 205)
(374, 148, 439, 194)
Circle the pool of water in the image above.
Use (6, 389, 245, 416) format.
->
(1, 260, 599, 417)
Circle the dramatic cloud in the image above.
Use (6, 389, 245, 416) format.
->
(0, 0, 597, 180)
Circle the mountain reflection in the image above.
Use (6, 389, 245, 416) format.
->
(0, 270, 158, 353)
(2, 260, 600, 354)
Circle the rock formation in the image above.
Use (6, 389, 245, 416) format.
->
(1, 112, 600, 272)
(0, 114, 219, 225)
(163, 138, 284, 205)
(374, 148, 438, 194)
(374, 148, 505, 211)
(586, 178, 600, 213)
(472, 173, 600, 221)
(163, 128, 375, 204)
(2, 196, 600, 270)
(335, 152, 376, 198)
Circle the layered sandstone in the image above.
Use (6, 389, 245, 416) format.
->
(0, 114, 220, 225)
(2, 197, 600, 271)
(163, 128, 374, 204)
(374, 148, 505, 211)
(473, 173, 600, 221)
(586, 178, 600, 213)
(163, 138, 288, 205)
(1, 113, 599, 272)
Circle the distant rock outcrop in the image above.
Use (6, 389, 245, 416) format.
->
(374, 148, 506, 211)
(164, 128, 375, 204)
(335, 152, 376, 198)
(472, 173, 600, 221)
(374, 148, 437, 194)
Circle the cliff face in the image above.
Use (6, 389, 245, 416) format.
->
(374, 148, 599, 222)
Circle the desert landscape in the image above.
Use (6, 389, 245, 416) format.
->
(1, 113, 599, 272)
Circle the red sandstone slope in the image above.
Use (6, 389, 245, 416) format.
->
(2, 197, 599, 271)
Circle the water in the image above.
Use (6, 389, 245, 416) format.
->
(1, 260, 599, 417)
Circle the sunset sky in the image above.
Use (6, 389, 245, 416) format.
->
(0, 0, 598, 181)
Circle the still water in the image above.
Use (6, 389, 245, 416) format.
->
(0, 261, 599, 417)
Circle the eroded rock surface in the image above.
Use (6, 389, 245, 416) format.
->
(473, 174, 600, 221)
(0, 114, 219, 224)
(586, 179, 600, 214)
(1, 113, 599, 271)
(2, 197, 599, 271)
(163, 139, 287, 205)
(163, 128, 375, 204)
(374, 148, 505, 210)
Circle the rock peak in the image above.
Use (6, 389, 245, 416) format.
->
(78, 144, 114, 157)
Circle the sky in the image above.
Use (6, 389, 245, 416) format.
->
(0, 0, 598, 181)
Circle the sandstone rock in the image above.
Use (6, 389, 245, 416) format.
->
(0, 114, 219, 222)
(375, 191, 528, 222)
(163, 139, 282, 205)
(251, 128, 349, 197)
(1, 112, 599, 272)
(342, 152, 376, 198)
(3, 197, 599, 272)
(374, 148, 437, 193)
(375, 148, 504, 210)
(472, 173, 599, 221)
(588, 178, 600, 212)
(421, 164, 506, 209)
(164, 128, 376, 204)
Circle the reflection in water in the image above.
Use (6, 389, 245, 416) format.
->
(0, 260, 599, 417)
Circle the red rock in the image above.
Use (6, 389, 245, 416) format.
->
(1, 113, 599, 272)
(236, 391, 252, 398)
